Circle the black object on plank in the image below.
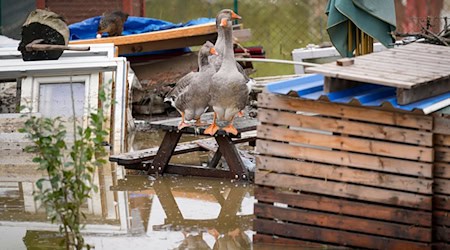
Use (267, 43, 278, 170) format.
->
(18, 9, 69, 61)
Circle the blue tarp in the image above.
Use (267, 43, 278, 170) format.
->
(69, 16, 215, 40)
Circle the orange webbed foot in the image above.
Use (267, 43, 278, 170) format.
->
(223, 124, 238, 135)
(237, 110, 244, 117)
(204, 123, 219, 136)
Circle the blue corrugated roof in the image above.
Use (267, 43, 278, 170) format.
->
(265, 74, 450, 114)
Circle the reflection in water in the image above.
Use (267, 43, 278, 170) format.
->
(113, 175, 254, 249)
(0, 159, 254, 249)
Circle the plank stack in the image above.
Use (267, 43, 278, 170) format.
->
(253, 92, 450, 249)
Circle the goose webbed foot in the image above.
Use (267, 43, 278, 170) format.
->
(222, 123, 238, 135)
(178, 112, 191, 130)
(204, 122, 219, 135)
(204, 112, 219, 135)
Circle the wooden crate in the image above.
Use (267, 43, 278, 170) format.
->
(433, 115, 450, 249)
(254, 93, 434, 249)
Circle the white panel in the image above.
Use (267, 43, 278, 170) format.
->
(39, 83, 85, 118)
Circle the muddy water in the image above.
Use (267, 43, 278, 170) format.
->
(0, 129, 257, 249)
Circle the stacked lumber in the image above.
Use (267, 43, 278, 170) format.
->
(433, 117, 450, 249)
(254, 93, 434, 249)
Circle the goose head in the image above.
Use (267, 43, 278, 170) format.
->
(201, 41, 219, 56)
(215, 9, 241, 28)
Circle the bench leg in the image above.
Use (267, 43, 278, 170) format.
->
(149, 131, 182, 175)
(207, 150, 222, 169)
(215, 136, 249, 180)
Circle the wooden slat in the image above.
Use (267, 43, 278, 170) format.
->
(255, 203, 431, 242)
(397, 77, 450, 105)
(433, 211, 450, 227)
(356, 54, 450, 75)
(434, 116, 450, 135)
(253, 234, 335, 249)
(436, 146, 450, 162)
(256, 140, 432, 178)
(435, 134, 450, 146)
(0, 113, 40, 133)
(258, 108, 433, 146)
(257, 156, 432, 194)
(307, 65, 416, 88)
(254, 218, 431, 250)
(258, 124, 433, 162)
(255, 171, 431, 210)
(435, 178, 450, 195)
(258, 93, 433, 130)
(434, 195, 450, 210)
(435, 226, 450, 243)
(254, 187, 431, 227)
(70, 22, 216, 46)
(435, 163, 450, 179)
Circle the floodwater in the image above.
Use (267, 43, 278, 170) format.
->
(0, 128, 258, 250)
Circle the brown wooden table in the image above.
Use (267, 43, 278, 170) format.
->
(110, 112, 257, 180)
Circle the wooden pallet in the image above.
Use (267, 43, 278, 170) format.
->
(433, 128, 450, 249)
(306, 43, 450, 105)
(254, 93, 433, 249)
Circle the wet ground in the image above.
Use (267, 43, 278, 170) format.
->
(0, 127, 259, 250)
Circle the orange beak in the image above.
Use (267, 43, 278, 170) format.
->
(210, 47, 219, 55)
(220, 18, 228, 27)
(231, 11, 242, 20)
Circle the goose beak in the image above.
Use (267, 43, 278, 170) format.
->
(231, 11, 242, 20)
(210, 47, 219, 55)
(220, 18, 228, 27)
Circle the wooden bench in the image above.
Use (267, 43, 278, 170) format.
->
(110, 112, 258, 180)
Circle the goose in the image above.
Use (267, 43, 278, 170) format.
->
(204, 15, 249, 136)
(164, 41, 218, 129)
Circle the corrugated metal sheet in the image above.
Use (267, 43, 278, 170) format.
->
(265, 74, 450, 114)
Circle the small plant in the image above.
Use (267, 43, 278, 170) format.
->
(20, 90, 109, 250)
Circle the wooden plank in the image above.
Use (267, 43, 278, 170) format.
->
(435, 226, 450, 243)
(436, 146, 450, 162)
(70, 22, 216, 46)
(254, 187, 432, 227)
(435, 134, 450, 146)
(258, 124, 433, 162)
(258, 93, 433, 130)
(253, 234, 336, 249)
(434, 116, 450, 135)
(397, 77, 450, 104)
(149, 131, 182, 174)
(254, 218, 431, 250)
(433, 211, 450, 227)
(364, 50, 450, 71)
(256, 140, 432, 178)
(255, 170, 431, 210)
(258, 108, 433, 146)
(324, 77, 362, 93)
(434, 195, 450, 210)
(356, 55, 450, 75)
(306, 64, 417, 88)
(257, 156, 432, 194)
(435, 178, 450, 195)
(435, 163, 450, 179)
(255, 203, 431, 242)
